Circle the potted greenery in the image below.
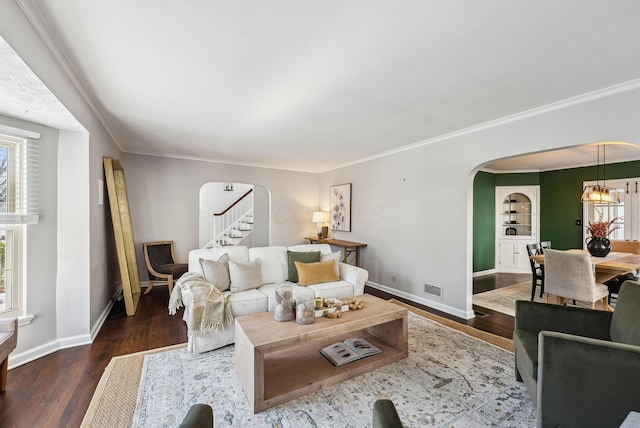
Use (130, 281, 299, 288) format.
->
(585, 208, 620, 257)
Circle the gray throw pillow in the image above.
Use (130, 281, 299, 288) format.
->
(229, 258, 264, 292)
(287, 250, 321, 283)
(199, 254, 230, 291)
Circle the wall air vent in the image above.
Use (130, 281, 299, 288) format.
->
(424, 283, 443, 299)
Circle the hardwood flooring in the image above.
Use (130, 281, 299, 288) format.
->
(0, 273, 521, 427)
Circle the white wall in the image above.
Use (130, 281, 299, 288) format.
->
(1, 2, 122, 366)
(122, 154, 320, 276)
(321, 86, 640, 318)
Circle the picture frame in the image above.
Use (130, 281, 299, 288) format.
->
(330, 183, 352, 232)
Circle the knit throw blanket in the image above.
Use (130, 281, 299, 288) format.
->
(168, 272, 233, 336)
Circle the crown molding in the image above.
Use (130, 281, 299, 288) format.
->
(322, 78, 640, 173)
(16, 0, 124, 150)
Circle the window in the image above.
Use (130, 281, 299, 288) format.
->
(0, 133, 38, 317)
(583, 178, 640, 242)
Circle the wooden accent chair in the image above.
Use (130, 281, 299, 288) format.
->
(606, 240, 640, 301)
(0, 318, 17, 392)
(143, 241, 188, 295)
(543, 249, 610, 310)
(515, 281, 640, 427)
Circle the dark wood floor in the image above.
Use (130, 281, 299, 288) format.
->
(0, 273, 522, 427)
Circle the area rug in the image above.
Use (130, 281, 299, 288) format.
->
(131, 312, 535, 427)
(473, 282, 613, 317)
(472, 282, 537, 317)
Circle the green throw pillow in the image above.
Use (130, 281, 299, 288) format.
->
(287, 250, 321, 282)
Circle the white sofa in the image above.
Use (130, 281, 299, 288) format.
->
(184, 243, 368, 353)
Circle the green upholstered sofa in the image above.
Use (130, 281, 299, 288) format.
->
(514, 280, 640, 428)
(179, 404, 213, 428)
(373, 399, 403, 428)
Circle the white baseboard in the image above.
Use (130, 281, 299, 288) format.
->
(366, 281, 474, 320)
(473, 269, 496, 277)
(9, 297, 116, 369)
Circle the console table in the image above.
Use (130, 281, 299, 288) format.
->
(305, 237, 367, 266)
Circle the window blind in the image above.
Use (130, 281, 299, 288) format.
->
(0, 133, 39, 225)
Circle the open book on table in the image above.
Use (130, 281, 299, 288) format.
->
(320, 337, 382, 367)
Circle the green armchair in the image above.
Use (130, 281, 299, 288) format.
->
(514, 280, 640, 428)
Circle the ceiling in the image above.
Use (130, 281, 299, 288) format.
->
(3, 1, 640, 172)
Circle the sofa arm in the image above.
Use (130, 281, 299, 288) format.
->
(515, 300, 612, 340)
(339, 263, 368, 295)
(537, 331, 640, 428)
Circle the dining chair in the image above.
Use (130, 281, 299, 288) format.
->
(526, 243, 544, 301)
(543, 249, 610, 310)
(606, 240, 640, 302)
(539, 241, 552, 252)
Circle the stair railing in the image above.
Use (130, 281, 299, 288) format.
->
(207, 189, 253, 247)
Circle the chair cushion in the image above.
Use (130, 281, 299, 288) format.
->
(199, 254, 230, 292)
(295, 260, 339, 286)
(157, 263, 188, 278)
(287, 251, 321, 282)
(229, 259, 264, 292)
(514, 329, 539, 379)
(610, 281, 640, 345)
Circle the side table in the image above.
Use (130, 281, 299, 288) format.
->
(305, 237, 367, 266)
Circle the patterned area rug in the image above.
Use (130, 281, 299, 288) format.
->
(473, 282, 612, 317)
(132, 312, 535, 427)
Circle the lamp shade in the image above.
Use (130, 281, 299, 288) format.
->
(312, 211, 327, 223)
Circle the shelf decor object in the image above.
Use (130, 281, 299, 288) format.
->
(330, 183, 351, 232)
(581, 145, 620, 204)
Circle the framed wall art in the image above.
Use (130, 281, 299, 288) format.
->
(330, 183, 351, 232)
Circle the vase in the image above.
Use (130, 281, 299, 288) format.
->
(586, 236, 611, 257)
(274, 285, 293, 321)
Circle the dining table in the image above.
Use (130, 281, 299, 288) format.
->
(530, 250, 640, 283)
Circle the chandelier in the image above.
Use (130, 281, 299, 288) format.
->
(580, 145, 620, 204)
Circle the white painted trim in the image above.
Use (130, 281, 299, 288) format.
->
(8, 331, 94, 370)
(473, 269, 496, 278)
(366, 281, 474, 320)
(59, 334, 92, 349)
(91, 300, 115, 341)
(0, 124, 40, 139)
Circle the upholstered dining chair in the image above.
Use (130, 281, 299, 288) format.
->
(526, 243, 544, 301)
(543, 249, 610, 310)
(143, 241, 188, 296)
(0, 317, 17, 392)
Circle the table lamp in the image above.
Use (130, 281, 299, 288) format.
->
(312, 211, 328, 239)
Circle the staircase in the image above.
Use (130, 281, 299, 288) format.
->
(204, 189, 254, 248)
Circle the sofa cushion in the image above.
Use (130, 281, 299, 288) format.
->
(248, 246, 288, 284)
(295, 260, 339, 286)
(320, 251, 342, 276)
(514, 328, 539, 379)
(199, 254, 230, 291)
(287, 251, 321, 282)
(258, 282, 315, 311)
(188, 246, 249, 275)
(227, 289, 269, 316)
(288, 243, 332, 255)
(306, 280, 354, 300)
(229, 259, 264, 293)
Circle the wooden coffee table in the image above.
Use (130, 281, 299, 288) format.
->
(234, 294, 408, 413)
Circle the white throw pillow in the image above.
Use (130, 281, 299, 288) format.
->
(229, 258, 264, 292)
(320, 251, 342, 277)
(199, 254, 230, 291)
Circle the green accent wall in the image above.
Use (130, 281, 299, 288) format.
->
(473, 159, 640, 273)
(472, 172, 495, 272)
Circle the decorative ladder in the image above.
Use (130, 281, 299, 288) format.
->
(204, 189, 254, 248)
